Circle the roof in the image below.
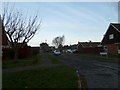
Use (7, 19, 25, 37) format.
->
(101, 23, 120, 45)
(40, 43, 48, 46)
(111, 23, 120, 32)
(78, 42, 100, 48)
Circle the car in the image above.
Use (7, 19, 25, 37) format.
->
(72, 49, 79, 53)
(53, 50, 61, 55)
(66, 49, 73, 53)
(66, 49, 79, 53)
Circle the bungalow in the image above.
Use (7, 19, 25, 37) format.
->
(77, 41, 102, 54)
(101, 23, 120, 54)
(77, 41, 100, 49)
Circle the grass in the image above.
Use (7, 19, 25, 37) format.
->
(108, 54, 120, 58)
(2, 54, 42, 69)
(3, 66, 78, 88)
(48, 54, 63, 64)
(65, 53, 120, 63)
(75, 53, 120, 63)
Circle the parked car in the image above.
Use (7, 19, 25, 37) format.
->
(66, 49, 73, 53)
(72, 49, 79, 53)
(65, 49, 79, 53)
(53, 50, 61, 55)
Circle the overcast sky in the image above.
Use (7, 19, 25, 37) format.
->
(2, 2, 118, 46)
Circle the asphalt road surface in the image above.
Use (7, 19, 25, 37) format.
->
(57, 53, 120, 88)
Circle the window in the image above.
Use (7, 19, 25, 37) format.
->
(109, 34, 114, 39)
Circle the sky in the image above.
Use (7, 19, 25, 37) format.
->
(1, 2, 118, 47)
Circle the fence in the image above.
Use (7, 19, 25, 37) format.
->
(2, 47, 40, 60)
(78, 47, 103, 54)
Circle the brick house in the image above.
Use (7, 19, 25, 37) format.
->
(77, 41, 100, 49)
(77, 41, 102, 54)
(101, 23, 120, 54)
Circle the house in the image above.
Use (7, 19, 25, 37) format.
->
(77, 41, 102, 54)
(77, 41, 100, 49)
(70, 44, 78, 50)
(101, 23, 120, 54)
(49, 46, 55, 51)
(40, 43, 49, 52)
(62, 44, 77, 51)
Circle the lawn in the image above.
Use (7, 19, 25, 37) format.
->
(48, 54, 63, 64)
(2, 54, 42, 69)
(75, 53, 120, 63)
(3, 66, 78, 88)
(65, 53, 120, 63)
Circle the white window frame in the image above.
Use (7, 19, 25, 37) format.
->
(109, 34, 114, 39)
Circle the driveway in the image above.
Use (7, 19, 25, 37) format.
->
(57, 53, 120, 88)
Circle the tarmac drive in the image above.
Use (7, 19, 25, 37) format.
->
(57, 54, 120, 88)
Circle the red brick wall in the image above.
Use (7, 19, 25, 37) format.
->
(19, 48, 32, 59)
(79, 47, 103, 54)
(2, 47, 40, 60)
(106, 44, 118, 54)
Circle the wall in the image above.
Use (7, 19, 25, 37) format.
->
(2, 47, 40, 60)
(106, 44, 118, 54)
(78, 47, 103, 54)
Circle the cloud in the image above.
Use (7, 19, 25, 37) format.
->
(28, 2, 118, 46)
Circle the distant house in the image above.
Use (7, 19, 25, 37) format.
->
(49, 46, 55, 51)
(63, 45, 70, 51)
(70, 44, 78, 50)
(101, 23, 120, 54)
(77, 41, 102, 54)
(77, 41, 100, 49)
(62, 44, 77, 51)
(40, 43, 49, 52)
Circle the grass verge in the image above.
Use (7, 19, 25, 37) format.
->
(64, 53, 120, 63)
(48, 54, 63, 64)
(75, 53, 120, 63)
(2, 54, 42, 69)
(3, 66, 78, 88)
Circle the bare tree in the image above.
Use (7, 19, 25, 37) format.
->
(1, 4, 41, 61)
(52, 35, 65, 48)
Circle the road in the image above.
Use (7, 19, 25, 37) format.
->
(57, 53, 120, 88)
